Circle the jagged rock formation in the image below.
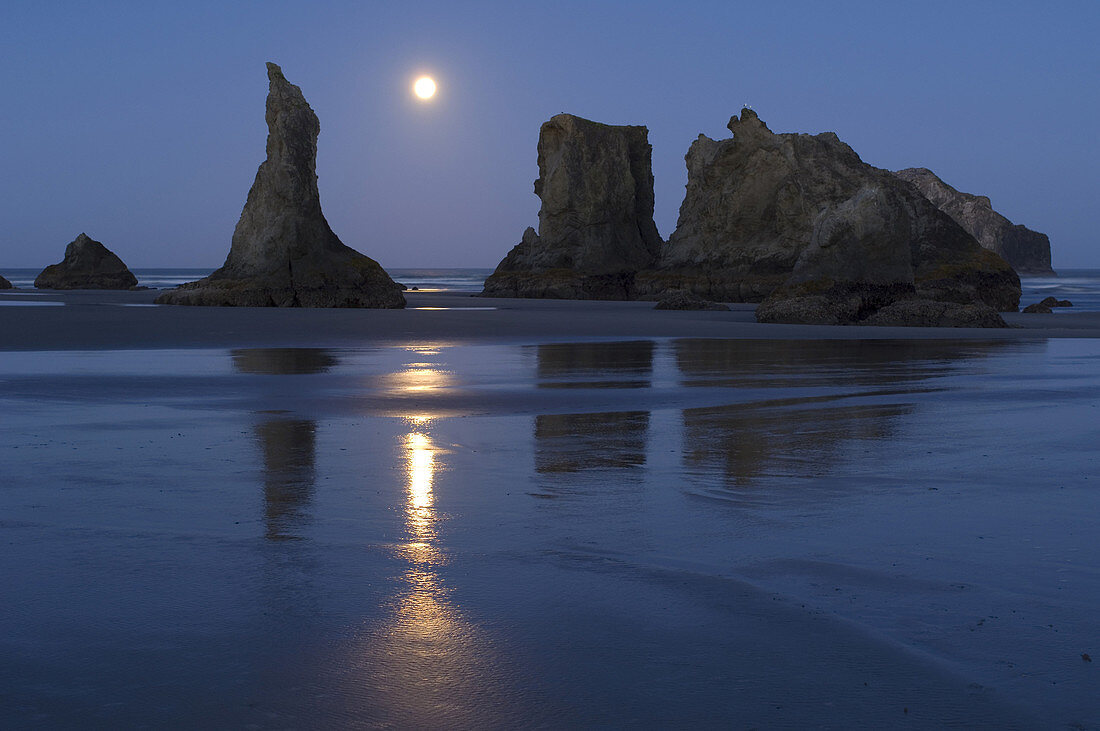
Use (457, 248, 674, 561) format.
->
(894, 168, 1054, 276)
(634, 109, 1019, 326)
(481, 114, 662, 299)
(157, 63, 404, 308)
(0, 274, 12, 289)
(34, 233, 139, 290)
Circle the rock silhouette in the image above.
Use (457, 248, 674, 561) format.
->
(482, 108, 1020, 325)
(482, 114, 662, 299)
(157, 63, 404, 308)
(34, 233, 138, 290)
(895, 167, 1054, 276)
(641, 109, 1019, 324)
(0, 274, 11, 289)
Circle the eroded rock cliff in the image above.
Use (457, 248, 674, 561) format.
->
(637, 110, 1019, 316)
(156, 63, 404, 308)
(34, 233, 138, 290)
(482, 114, 662, 299)
(895, 167, 1054, 276)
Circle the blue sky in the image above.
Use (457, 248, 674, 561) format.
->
(2, 1, 1097, 268)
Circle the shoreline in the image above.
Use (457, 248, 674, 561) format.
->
(2, 288, 1099, 351)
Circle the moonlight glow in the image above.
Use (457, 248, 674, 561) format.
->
(413, 76, 437, 100)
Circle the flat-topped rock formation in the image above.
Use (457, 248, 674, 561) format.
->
(636, 110, 1019, 325)
(0, 274, 12, 289)
(482, 114, 662, 299)
(157, 63, 404, 308)
(34, 233, 138, 290)
(895, 167, 1054, 276)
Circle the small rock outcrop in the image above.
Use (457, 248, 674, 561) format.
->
(157, 63, 404, 308)
(653, 290, 729, 311)
(895, 167, 1054, 276)
(1022, 297, 1072, 314)
(34, 233, 138, 290)
(0, 274, 12, 289)
(1022, 303, 1052, 314)
(481, 114, 662, 299)
(635, 109, 1019, 326)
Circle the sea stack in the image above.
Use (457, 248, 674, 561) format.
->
(481, 114, 662, 299)
(894, 167, 1055, 276)
(156, 63, 404, 308)
(34, 233, 139, 290)
(635, 109, 1019, 326)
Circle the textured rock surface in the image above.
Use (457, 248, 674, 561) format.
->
(0, 274, 11, 289)
(34, 233, 138, 290)
(482, 114, 662, 299)
(157, 63, 404, 308)
(1022, 303, 1053, 314)
(637, 109, 1020, 322)
(895, 168, 1054, 276)
(653, 290, 729, 311)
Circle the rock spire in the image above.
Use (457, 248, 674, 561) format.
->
(157, 62, 404, 308)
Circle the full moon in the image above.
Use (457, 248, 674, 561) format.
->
(413, 76, 436, 100)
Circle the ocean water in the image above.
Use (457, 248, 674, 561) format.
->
(3, 267, 1098, 308)
(1020, 269, 1100, 311)
(1, 338, 1098, 726)
(0, 267, 495, 293)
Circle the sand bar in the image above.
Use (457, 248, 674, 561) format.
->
(2, 288, 1100, 350)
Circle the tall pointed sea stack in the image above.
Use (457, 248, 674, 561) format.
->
(481, 114, 662, 299)
(34, 233, 138, 289)
(157, 63, 404, 308)
(894, 167, 1055, 276)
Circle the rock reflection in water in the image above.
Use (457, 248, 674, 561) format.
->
(535, 411, 650, 474)
(533, 341, 654, 476)
(255, 418, 316, 540)
(231, 347, 338, 375)
(230, 348, 337, 541)
(683, 400, 911, 491)
(535, 340, 654, 389)
(675, 339, 1011, 389)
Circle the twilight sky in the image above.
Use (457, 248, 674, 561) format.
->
(2, 1, 1098, 269)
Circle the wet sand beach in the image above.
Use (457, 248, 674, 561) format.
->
(2, 289, 1099, 727)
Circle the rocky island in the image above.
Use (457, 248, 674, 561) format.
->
(481, 114, 662, 299)
(485, 108, 1020, 326)
(34, 233, 139, 290)
(156, 63, 404, 308)
(894, 167, 1054, 276)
